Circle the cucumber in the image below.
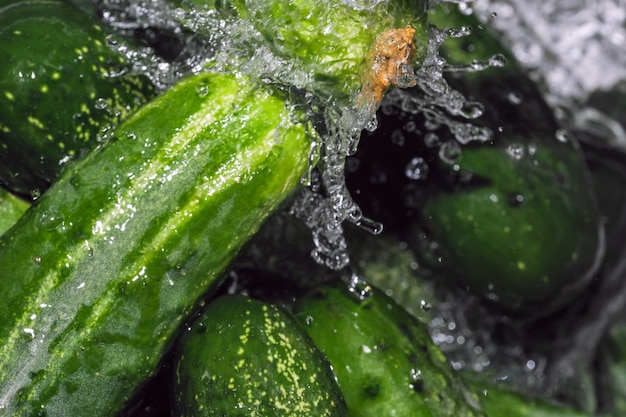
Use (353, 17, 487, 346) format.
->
(172, 0, 429, 107)
(460, 371, 595, 417)
(0, 70, 312, 416)
(293, 280, 483, 417)
(173, 294, 348, 417)
(0, 186, 29, 236)
(406, 5, 604, 315)
(0, 0, 156, 198)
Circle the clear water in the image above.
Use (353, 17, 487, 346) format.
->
(472, 0, 626, 150)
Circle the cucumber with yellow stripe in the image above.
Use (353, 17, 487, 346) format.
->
(0, 0, 156, 198)
(172, 294, 347, 417)
(0, 70, 312, 417)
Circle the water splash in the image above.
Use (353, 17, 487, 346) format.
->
(93, 0, 501, 272)
(471, 0, 626, 152)
(473, 0, 626, 99)
(381, 22, 496, 147)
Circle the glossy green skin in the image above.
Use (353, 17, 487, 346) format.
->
(293, 280, 484, 417)
(413, 6, 603, 315)
(177, 0, 429, 105)
(461, 372, 595, 417)
(0, 0, 156, 197)
(173, 294, 348, 417)
(0, 71, 311, 416)
(0, 186, 29, 235)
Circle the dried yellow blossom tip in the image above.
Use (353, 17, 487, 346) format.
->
(359, 25, 418, 107)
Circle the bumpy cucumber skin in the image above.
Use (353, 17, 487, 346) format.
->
(293, 280, 483, 417)
(0, 0, 156, 197)
(460, 372, 594, 417)
(0, 186, 29, 236)
(180, 0, 429, 105)
(173, 294, 348, 417)
(410, 6, 604, 314)
(0, 71, 311, 416)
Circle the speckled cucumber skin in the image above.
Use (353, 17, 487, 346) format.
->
(407, 5, 604, 315)
(0, 0, 156, 197)
(173, 294, 348, 417)
(293, 280, 484, 417)
(0, 71, 312, 417)
(460, 372, 593, 417)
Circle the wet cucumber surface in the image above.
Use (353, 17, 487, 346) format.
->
(173, 294, 348, 417)
(293, 280, 484, 417)
(0, 0, 156, 197)
(0, 70, 311, 417)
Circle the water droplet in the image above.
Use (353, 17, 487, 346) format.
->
(391, 129, 406, 146)
(94, 98, 108, 110)
(505, 143, 525, 160)
(405, 157, 429, 180)
(354, 216, 383, 235)
(195, 83, 210, 96)
(364, 116, 379, 132)
(403, 120, 417, 133)
(36, 209, 64, 231)
(172, 7, 186, 21)
(409, 368, 424, 391)
(460, 101, 484, 119)
(423, 132, 440, 147)
(438, 140, 462, 164)
(555, 128, 573, 143)
(507, 193, 525, 207)
(348, 274, 373, 300)
(30, 189, 42, 200)
(489, 53, 507, 67)
(507, 91, 523, 105)
(395, 63, 417, 88)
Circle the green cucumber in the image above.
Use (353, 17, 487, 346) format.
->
(173, 294, 347, 417)
(0, 186, 29, 236)
(0, 0, 156, 198)
(293, 280, 483, 417)
(407, 5, 604, 315)
(460, 371, 594, 417)
(173, 0, 429, 107)
(0, 70, 312, 416)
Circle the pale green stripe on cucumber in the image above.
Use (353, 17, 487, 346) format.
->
(0, 70, 312, 417)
